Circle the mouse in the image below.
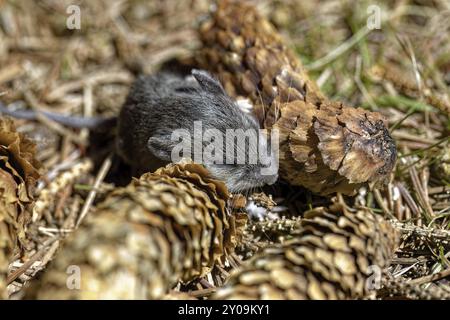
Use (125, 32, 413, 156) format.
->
(117, 69, 278, 192)
(0, 101, 116, 129)
(0, 69, 279, 192)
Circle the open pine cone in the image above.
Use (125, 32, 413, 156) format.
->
(213, 202, 399, 299)
(198, 0, 397, 195)
(0, 118, 40, 298)
(25, 162, 246, 299)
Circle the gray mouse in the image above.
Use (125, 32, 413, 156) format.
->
(0, 70, 278, 192)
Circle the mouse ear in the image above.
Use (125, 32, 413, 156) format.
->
(147, 136, 172, 161)
(191, 69, 226, 96)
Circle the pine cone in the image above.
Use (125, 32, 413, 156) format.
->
(213, 203, 399, 300)
(25, 162, 246, 299)
(0, 118, 40, 298)
(198, 0, 397, 195)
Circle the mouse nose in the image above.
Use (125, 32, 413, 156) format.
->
(265, 173, 278, 186)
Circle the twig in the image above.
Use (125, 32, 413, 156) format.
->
(7, 236, 60, 285)
(188, 287, 217, 298)
(306, 26, 371, 70)
(409, 268, 450, 285)
(390, 220, 450, 247)
(75, 155, 112, 227)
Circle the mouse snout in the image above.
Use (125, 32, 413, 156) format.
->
(257, 170, 278, 187)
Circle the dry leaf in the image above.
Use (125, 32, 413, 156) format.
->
(0, 117, 40, 298)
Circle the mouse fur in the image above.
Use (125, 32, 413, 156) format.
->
(117, 69, 278, 192)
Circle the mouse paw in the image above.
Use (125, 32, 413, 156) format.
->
(236, 98, 254, 114)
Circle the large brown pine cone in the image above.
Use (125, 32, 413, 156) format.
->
(213, 203, 399, 299)
(25, 162, 246, 299)
(198, 0, 397, 195)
